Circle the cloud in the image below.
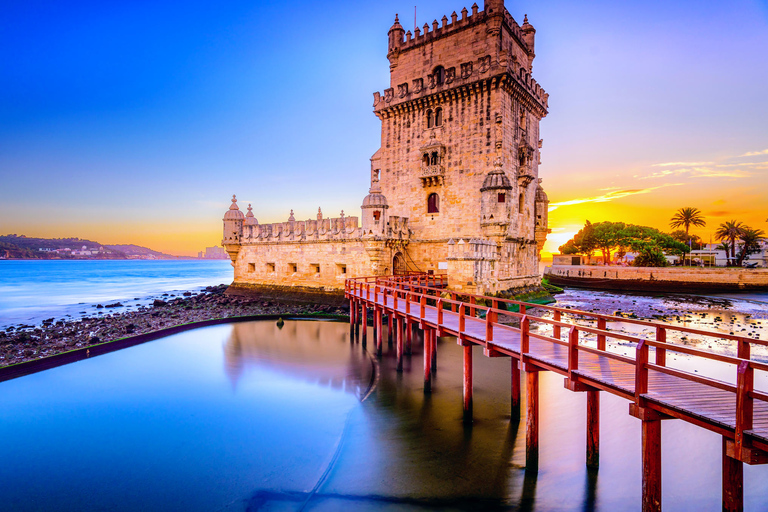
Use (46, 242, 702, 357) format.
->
(548, 184, 681, 211)
(652, 161, 713, 167)
(740, 149, 768, 157)
(707, 211, 732, 217)
(638, 166, 752, 179)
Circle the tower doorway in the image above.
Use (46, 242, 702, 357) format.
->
(393, 252, 406, 275)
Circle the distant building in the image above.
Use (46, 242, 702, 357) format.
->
(223, 0, 550, 295)
(200, 246, 227, 260)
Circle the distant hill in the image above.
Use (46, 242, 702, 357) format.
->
(0, 235, 180, 260)
(104, 244, 180, 260)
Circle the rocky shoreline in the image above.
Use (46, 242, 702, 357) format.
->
(0, 285, 347, 368)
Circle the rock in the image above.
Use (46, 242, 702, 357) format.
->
(183, 292, 192, 297)
(96, 304, 104, 309)
(104, 303, 123, 308)
(153, 299, 167, 307)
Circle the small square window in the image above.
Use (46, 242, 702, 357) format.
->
(337, 264, 347, 275)
(266, 262, 275, 272)
(310, 264, 320, 274)
(248, 263, 255, 272)
(288, 263, 297, 273)
(498, 193, 506, 203)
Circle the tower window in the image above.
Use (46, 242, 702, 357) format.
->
(518, 193, 524, 213)
(373, 210, 381, 221)
(426, 109, 434, 128)
(435, 107, 443, 126)
(430, 152, 439, 165)
(427, 193, 440, 213)
(266, 262, 276, 272)
(288, 263, 297, 274)
(423, 153, 430, 166)
(434, 66, 445, 86)
(498, 192, 506, 203)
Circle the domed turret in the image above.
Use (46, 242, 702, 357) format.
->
(480, 159, 513, 236)
(223, 195, 245, 221)
(361, 181, 389, 237)
(222, 195, 245, 250)
(244, 204, 258, 226)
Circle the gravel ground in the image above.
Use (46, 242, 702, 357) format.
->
(0, 285, 346, 368)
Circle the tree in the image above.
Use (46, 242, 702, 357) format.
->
(715, 220, 746, 266)
(670, 207, 706, 235)
(736, 227, 766, 266)
(633, 246, 668, 267)
(670, 230, 702, 250)
(559, 220, 597, 257)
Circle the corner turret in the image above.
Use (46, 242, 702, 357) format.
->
(222, 195, 245, 264)
(480, 158, 513, 237)
(361, 168, 389, 237)
(522, 14, 536, 69)
(387, 15, 405, 70)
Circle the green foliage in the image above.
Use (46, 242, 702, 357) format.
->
(633, 246, 668, 267)
(669, 207, 706, 235)
(737, 227, 766, 266)
(558, 221, 688, 265)
(670, 230, 702, 250)
(715, 220, 746, 265)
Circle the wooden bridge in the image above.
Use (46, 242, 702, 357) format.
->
(345, 273, 768, 512)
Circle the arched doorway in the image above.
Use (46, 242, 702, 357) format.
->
(393, 252, 406, 275)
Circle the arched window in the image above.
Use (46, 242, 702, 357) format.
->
(423, 153, 430, 166)
(434, 66, 445, 86)
(435, 107, 443, 126)
(426, 109, 434, 128)
(518, 193, 524, 213)
(430, 151, 438, 165)
(427, 193, 440, 213)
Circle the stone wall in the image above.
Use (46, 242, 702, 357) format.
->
(544, 265, 768, 292)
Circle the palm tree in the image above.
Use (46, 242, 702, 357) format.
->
(715, 220, 746, 266)
(669, 207, 706, 235)
(736, 227, 766, 266)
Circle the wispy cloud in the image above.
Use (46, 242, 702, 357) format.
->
(548, 184, 681, 212)
(652, 161, 713, 167)
(638, 166, 753, 180)
(740, 149, 768, 157)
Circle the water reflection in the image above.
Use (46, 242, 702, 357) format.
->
(1, 320, 767, 511)
(224, 320, 373, 399)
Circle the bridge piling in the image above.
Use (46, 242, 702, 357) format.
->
(375, 307, 383, 357)
(405, 319, 413, 354)
(424, 328, 433, 392)
(511, 359, 521, 420)
(587, 389, 600, 468)
(641, 417, 662, 512)
(526, 370, 540, 471)
(361, 304, 368, 345)
(463, 341, 473, 423)
(722, 438, 744, 512)
(396, 316, 404, 372)
(431, 332, 438, 372)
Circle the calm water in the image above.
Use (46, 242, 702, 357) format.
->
(2, 319, 767, 511)
(0, 259, 233, 328)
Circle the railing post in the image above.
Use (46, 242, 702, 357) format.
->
(393, 290, 398, 310)
(485, 306, 493, 343)
(655, 326, 666, 366)
(520, 304, 526, 316)
(420, 294, 426, 321)
(635, 339, 649, 400)
(737, 339, 751, 360)
(459, 303, 466, 335)
(521, 315, 529, 354)
(437, 299, 443, 326)
(568, 326, 579, 374)
(553, 310, 561, 340)
(470, 296, 476, 317)
(452, 293, 457, 313)
(735, 361, 754, 456)
(405, 290, 411, 315)
(597, 317, 606, 351)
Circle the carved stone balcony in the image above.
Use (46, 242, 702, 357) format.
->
(420, 164, 445, 187)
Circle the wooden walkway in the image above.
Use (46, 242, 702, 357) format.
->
(346, 274, 768, 512)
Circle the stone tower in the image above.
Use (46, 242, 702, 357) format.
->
(371, 0, 549, 293)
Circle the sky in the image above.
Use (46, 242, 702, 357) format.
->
(1, 0, 767, 256)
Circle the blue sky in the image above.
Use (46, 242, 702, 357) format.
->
(1, 0, 767, 254)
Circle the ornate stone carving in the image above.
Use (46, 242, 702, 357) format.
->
(445, 67, 455, 84)
(398, 83, 408, 98)
(479, 55, 491, 73)
(427, 74, 436, 89)
(461, 62, 472, 79)
(412, 78, 423, 93)
(384, 88, 393, 102)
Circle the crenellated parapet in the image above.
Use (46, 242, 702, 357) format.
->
(243, 214, 361, 243)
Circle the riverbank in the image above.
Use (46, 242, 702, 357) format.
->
(0, 285, 346, 368)
(544, 265, 768, 293)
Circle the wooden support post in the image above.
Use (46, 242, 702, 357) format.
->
(597, 317, 606, 351)
(511, 358, 521, 420)
(361, 304, 368, 344)
(431, 329, 437, 372)
(526, 370, 539, 471)
(641, 418, 662, 512)
(350, 299, 355, 329)
(405, 318, 413, 355)
(735, 361, 753, 456)
(424, 329, 433, 392)
(388, 310, 394, 345)
(470, 296, 476, 317)
(587, 389, 600, 468)
(376, 308, 383, 357)
(396, 316, 404, 372)
(655, 326, 666, 366)
(722, 437, 744, 512)
(463, 342, 473, 423)
(553, 310, 561, 340)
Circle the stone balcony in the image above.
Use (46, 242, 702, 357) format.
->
(420, 164, 445, 186)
